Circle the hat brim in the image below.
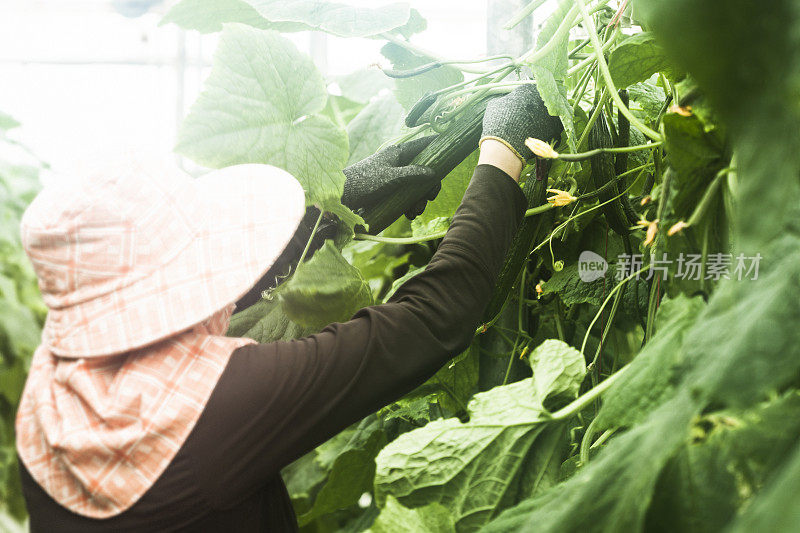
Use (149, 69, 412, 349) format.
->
(44, 164, 306, 357)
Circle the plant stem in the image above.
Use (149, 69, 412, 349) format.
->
(553, 141, 662, 161)
(575, 0, 662, 142)
(549, 362, 631, 421)
(296, 211, 324, 266)
(504, 0, 549, 29)
(686, 167, 732, 226)
(566, 27, 619, 77)
(580, 265, 650, 357)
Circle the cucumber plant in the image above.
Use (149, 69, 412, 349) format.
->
(5, 0, 800, 530)
(164, 0, 800, 531)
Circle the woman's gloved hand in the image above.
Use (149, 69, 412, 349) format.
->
(479, 84, 563, 164)
(341, 135, 440, 220)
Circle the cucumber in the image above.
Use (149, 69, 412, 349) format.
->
(405, 92, 438, 128)
(590, 111, 635, 235)
(361, 97, 492, 235)
(481, 160, 553, 323)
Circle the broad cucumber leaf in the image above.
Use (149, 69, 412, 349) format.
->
(530, 0, 576, 150)
(163, 0, 412, 37)
(279, 241, 373, 329)
(175, 25, 363, 229)
(375, 379, 550, 532)
(646, 392, 800, 533)
(482, 393, 698, 533)
(244, 0, 411, 38)
(380, 42, 464, 112)
(527, 339, 585, 409)
(727, 439, 800, 533)
(160, 0, 288, 33)
(226, 297, 312, 343)
(627, 81, 667, 122)
(594, 295, 705, 431)
(608, 33, 681, 87)
(368, 496, 455, 533)
(346, 93, 405, 165)
(662, 111, 726, 218)
(374, 340, 583, 532)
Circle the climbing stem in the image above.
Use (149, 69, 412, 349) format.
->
(575, 0, 662, 142)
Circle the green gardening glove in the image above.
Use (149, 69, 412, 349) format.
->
(341, 136, 440, 220)
(479, 84, 563, 163)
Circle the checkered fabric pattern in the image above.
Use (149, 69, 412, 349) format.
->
(15, 154, 306, 518)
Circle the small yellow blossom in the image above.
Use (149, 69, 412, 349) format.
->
(546, 188, 577, 207)
(640, 195, 652, 206)
(668, 104, 693, 117)
(535, 282, 543, 296)
(667, 220, 689, 236)
(525, 138, 559, 159)
(637, 218, 659, 247)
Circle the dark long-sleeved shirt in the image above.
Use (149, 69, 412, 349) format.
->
(19, 164, 527, 532)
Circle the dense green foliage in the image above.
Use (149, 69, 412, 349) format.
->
(0, 113, 46, 525)
(3, 0, 799, 530)
(164, 0, 800, 531)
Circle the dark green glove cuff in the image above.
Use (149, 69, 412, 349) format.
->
(480, 84, 563, 162)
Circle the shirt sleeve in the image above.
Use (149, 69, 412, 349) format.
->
(187, 164, 528, 508)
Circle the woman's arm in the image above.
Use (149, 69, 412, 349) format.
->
(186, 149, 528, 507)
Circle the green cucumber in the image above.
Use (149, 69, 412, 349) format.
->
(590, 111, 635, 235)
(362, 97, 492, 235)
(405, 92, 438, 128)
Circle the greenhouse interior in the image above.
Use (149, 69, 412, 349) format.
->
(1, 0, 798, 532)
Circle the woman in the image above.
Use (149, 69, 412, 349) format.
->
(16, 85, 560, 531)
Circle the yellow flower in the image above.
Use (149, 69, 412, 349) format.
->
(668, 104, 693, 117)
(535, 281, 543, 296)
(525, 138, 559, 159)
(667, 220, 689, 236)
(640, 195, 651, 206)
(637, 218, 659, 246)
(546, 188, 577, 207)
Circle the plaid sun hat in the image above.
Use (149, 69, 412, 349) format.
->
(21, 154, 306, 357)
(15, 153, 306, 517)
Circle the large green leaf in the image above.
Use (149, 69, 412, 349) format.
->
(175, 25, 361, 228)
(244, 0, 411, 38)
(662, 111, 726, 218)
(608, 33, 681, 87)
(646, 392, 800, 533)
(727, 439, 800, 533)
(593, 295, 705, 431)
(482, 392, 698, 533)
(279, 241, 373, 329)
(163, 0, 412, 37)
(374, 340, 583, 532)
(160, 0, 286, 33)
(346, 93, 405, 165)
(226, 297, 312, 343)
